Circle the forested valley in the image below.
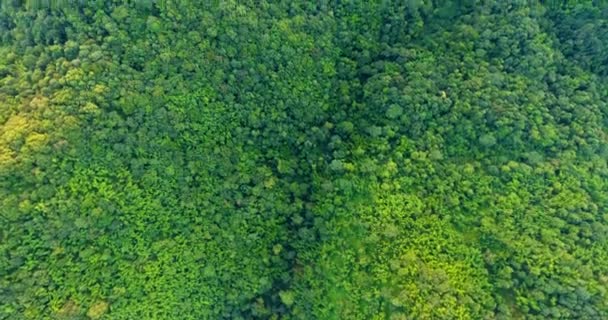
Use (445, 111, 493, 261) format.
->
(1, 1, 608, 319)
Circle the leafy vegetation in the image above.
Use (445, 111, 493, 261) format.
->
(1, 1, 607, 319)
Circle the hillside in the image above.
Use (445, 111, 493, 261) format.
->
(1, 1, 607, 319)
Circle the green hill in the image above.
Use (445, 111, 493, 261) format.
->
(1, 1, 607, 319)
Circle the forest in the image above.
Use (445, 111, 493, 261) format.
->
(1, 1, 607, 319)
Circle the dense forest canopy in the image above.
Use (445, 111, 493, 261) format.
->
(1, 1, 608, 319)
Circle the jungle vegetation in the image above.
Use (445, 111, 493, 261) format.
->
(1, 1, 608, 319)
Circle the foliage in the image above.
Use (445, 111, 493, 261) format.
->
(1, 1, 607, 319)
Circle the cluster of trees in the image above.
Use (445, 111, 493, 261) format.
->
(1, 1, 607, 319)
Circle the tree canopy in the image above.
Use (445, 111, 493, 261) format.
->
(1, 1, 607, 319)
